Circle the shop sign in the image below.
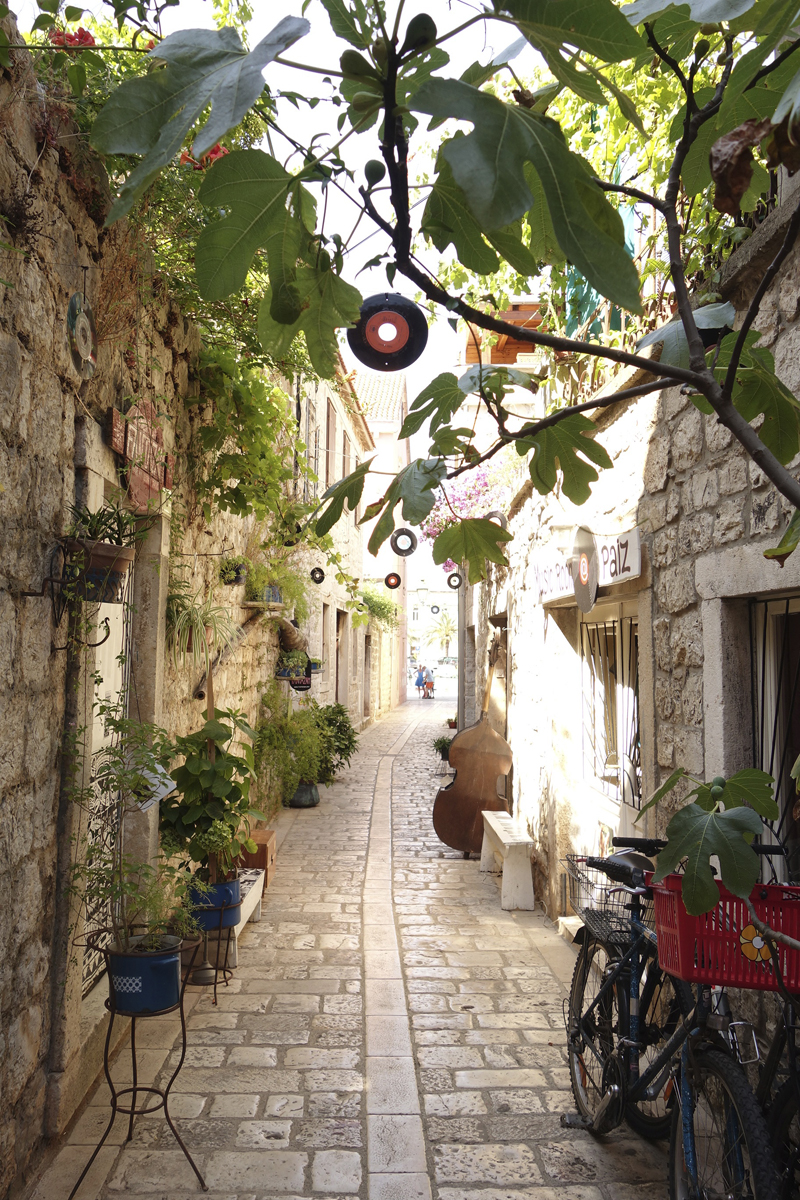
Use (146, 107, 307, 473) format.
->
(533, 527, 642, 605)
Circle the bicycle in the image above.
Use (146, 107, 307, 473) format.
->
(564, 837, 780, 1200)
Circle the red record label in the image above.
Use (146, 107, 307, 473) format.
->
(365, 311, 410, 353)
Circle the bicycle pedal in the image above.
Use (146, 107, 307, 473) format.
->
(561, 1113, 593, 1129)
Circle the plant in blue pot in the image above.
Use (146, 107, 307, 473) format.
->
(160, 709, 265, 929)
(66, 704, 203, 1016)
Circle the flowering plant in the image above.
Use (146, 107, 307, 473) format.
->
(419, 466, 512, 573)
(48, 26, 96, 48)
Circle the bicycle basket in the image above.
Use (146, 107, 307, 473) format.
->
(650, 873, 800, 992)
(563, 854, 654, 944)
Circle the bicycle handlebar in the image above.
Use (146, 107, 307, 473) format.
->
(585, 855, 646, 888)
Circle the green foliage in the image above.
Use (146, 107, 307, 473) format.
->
(254, 684, 322, 800)
(358, 585, 400, 630)
(188, 349, 298, 524)
(308, 700, 359, 783)
(165, 576, 239, 670)
(219, 554, 251, 583)
(764, 509, 800, 565)
(432, 735, 453, 754)
(432, 517, 514, 584)
(90, 19, 309, 220)
(160, 708, 264, 879)
(277, 649, 308, 669)
(638, 766, 779, 915)
(79, 0, 800, 577)
(244, 559, 309, 621)
(68, 494, 154, 546)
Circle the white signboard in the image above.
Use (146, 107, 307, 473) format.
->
(533, 528, 642, 605)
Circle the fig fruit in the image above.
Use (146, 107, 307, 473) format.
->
(351, 91, 381, 113)
(712, 775, 726, 789)
(700, 21, 722, 33)
(694, 38, 711, 57)
(340, 49, 378, 81)
(710, 784, 725, 801)
(365, 159, 386, 188)
(373, 36, 388, 68)
(400, 13, 437, 56)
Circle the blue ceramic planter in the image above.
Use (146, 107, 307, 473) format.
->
(190, 878, 242, 930)
(108, 935, 182, 1015)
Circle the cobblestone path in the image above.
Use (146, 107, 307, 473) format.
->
(35, 699, 668, 1200)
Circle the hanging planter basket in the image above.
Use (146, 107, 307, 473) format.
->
(275, 663, 307, 679)
(64, 539, 135, 604)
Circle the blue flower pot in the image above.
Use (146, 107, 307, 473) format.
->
(263, 585, 283, 603)
(107, 935, 182, 1015)
(190, 878, 242, 930)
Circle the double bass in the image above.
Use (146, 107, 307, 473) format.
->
(432, 637, 512, 855)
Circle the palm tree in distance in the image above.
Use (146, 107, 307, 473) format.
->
(425, 612, 457, 658)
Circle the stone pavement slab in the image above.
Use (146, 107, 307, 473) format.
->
(25, 699, 667, 1200)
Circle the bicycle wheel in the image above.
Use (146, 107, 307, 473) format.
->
(568, 935, 623, 1123)
(769, 1078, 800, 1199)
(626, 957, 693, 1140)
(669, 1046, 780, 1200)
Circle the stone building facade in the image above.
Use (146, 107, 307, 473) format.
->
(0, 27, 401, 1198)
(470, 184, 800, 919)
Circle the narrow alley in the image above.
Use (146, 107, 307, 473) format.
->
(32, 701, 667, 1200)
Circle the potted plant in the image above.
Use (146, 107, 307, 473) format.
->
(433, 735, 453, 762)
(219, 554, 251, 586)
(309, 658, 323, 673)
(447, 716, 458, 729)
(245, 560, 309, 618)
(67, 702, 202, 1014)
(255, 690, 359, 811)
(309, 701, 358, 783)
(65, 496, 151, 603)
(275, 649, 309, 679)
(166, 578, 238, 669)
(160, 709, 265, 927)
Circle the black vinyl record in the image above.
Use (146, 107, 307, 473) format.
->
(310, 567, 325, 584)
(390, 528, 417, 556)
(385, 572, 401, 590)
(572, 526, 598, 614)
(347, 293, 428, 371)
(447, 572, 463, 590)
(67, 292, 97, 380)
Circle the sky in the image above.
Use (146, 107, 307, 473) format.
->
(15, 0, 544, 590)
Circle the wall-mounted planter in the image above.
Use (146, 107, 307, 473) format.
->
(289, 782, 320, 808)
(226, 567, 248, 586)
(263, 586, 283, 604)
(309, 659, 323, 673)
(275, 664, 307, 680)
(64, 539, 135, 604)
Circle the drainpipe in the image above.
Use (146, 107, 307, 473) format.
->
(457, 560, 466, 730)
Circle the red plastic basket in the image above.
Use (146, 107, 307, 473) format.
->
(649, 873, 800, 992)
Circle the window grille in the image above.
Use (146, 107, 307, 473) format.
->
(81, 575, 135, 995)
(751, 596, 800, 880)
(581, 616, 641, 808)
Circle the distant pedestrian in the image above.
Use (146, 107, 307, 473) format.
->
(423, 665, 434, 699)
(414, 665, 424, 698)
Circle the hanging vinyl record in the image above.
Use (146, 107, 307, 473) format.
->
(67, 292, 98, 380)
(572, 526, 598, 614)
(390, 528, 417, 557)
(447, 572, 463, 590)
(310, 567, 325, 584)
(384, 572, 402, 590)
(347, 293, 428, 371)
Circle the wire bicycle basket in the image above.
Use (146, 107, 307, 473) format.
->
(563, 854, 654, 944)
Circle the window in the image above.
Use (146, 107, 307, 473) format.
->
(326, 399, 336, 488)
(751, 596, 800, 878)
(412, 608, 418, 623)
(581, 616, 641, 807)
(342, 431, 351, 481)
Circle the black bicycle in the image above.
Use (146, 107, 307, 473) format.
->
(564, 838, 779, 1200)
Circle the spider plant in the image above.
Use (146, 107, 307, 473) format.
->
(166, 578, 238, 671)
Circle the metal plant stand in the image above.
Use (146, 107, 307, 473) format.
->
(190, 899, 236, 1005)
(67, 938, 208, 1199)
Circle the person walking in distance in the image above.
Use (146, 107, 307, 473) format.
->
(414, 664, 424, 698)
(423, 664, 434, 699)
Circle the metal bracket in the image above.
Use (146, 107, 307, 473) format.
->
(52, 616, 111, 654)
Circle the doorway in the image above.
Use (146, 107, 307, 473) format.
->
(336, 610, 347, 705)
(364, 635, 371, 718)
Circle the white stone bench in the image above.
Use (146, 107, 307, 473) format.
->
(480, 811, 535, 910)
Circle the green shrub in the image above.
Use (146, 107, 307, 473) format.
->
(245, 560, 309, 621)
(359, 584, 400, 630)
(255, 684, 323, 804)
(309, 701, 358, 783)
(219, 554, 251, 583)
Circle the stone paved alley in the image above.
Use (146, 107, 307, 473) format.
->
(30, 700, 668, 1200)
